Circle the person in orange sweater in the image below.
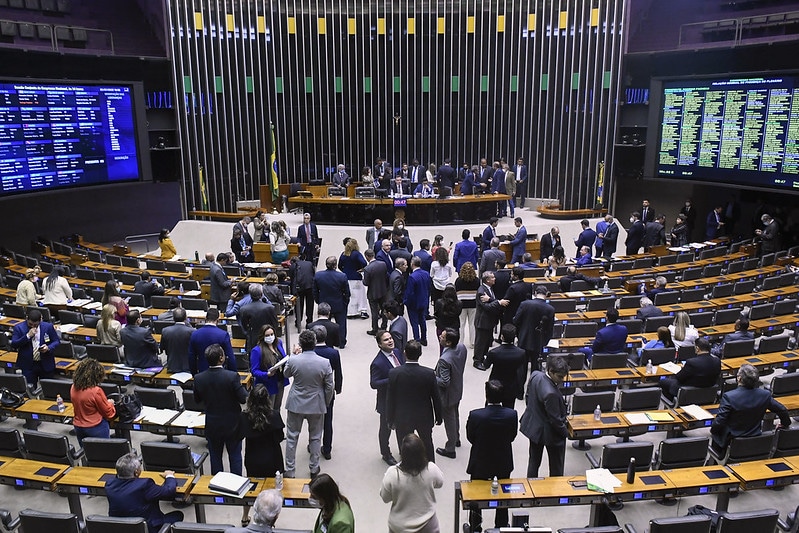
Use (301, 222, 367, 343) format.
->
(70, 358, 116, 445)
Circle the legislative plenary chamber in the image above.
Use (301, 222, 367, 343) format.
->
(3, 1, 799, 532)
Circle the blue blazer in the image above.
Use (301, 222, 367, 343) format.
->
(370, 349, 406, 415)
(315, 345, 343, 394)
(711, 386, 791, 449)
(412, 250, 433, 273)
(453, 240, 479, 272)
(509, 225, 528, 258)
(106, 476, 178, 532)
(590, 323, 628, 355)
(313, 268, 351, 314)
(482, 225, 496, 250)
(11, 320, 59, 375)
(461, 172, 475, 195)
(404, 268, 431, 310)
(188, 324, 236, 374)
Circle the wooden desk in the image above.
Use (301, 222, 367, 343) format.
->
(499, 240, 541, 264)
(568, 413, 629, 439)
(13, 398, 74, 423)
(0, 457, 68, 491)
(726, 457, 799, 490)
(721, 351, 799, 377)
(661, 465, 739, 511)
(190, 475, 313, 522)
(0, 350, 76, 374)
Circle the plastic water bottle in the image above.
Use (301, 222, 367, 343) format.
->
(56, 394, 65, 413)
(275, 470, 283, 490)
(626, 457, 636, 484)
(593, 404, 602, 421)
(601, 279, 610, 293)
(646, 359, 654, 375)
(490, 476, 499, 495)
(179, 284, 185, 296)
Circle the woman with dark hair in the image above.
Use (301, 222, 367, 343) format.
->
(361, 166, 375, 187)
(431, 235, 446, 257)
(158, 228, 177, 260)
(70, 358, 116, 445)
(308, 473, 355, 533)
(637, 325, 674, 364)
(253, 210, 269, 242)
(101, 279, 129, 325)
(339, 237, 369, 319)
(547, 245, 567, 274)
(454, 262, 479, 349)
(430, 247, 454, 307)
(269, 221, 289, 263)
(434, 285, 462, 354)
(380, 433, 445, 533)
(42, 266, 73, 305)
(250, 324, 289, 409)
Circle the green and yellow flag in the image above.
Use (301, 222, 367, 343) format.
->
(198, 164, 208, 210)
(269, 124, 279, 200)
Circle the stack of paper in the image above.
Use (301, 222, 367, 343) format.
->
(169, 372, 193, 384)
(170, 410, 205, 428)
(659, 362, 682, 374)
(58, 324, 80, 333)
(138, 407, 180, 425)
(682, 404, 714, 420)
(209, 472, 251, 498)
(586, 468, 622, 493)
(183, 290, 201, 297)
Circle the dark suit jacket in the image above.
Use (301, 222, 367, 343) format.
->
(376, 249, 394, 275)
(239, 300, 279, 353)
(188, 324, 236, 374)
(413, 250, 433, 273)
(362, 260, 389, 301)
(193, 366, 248, 438)
(514, 298, 554, 355)
(120, 324, 160, 368)
(590, 323, 628, 354)
(625, 220, 645, 254)
(706, 211, 722, 240)
(314, 345, 343, 394)
(509, 225, 528, 260)
(389, 269, 406, 305)
(209, 262, 232, 303)
(389, 316, 408, 355)
(453, 240, 479, 272)
(370, 349, 405, 414)
(484, 344, 527, 402)
(466, 405, 518, 479)
(10, 320, 59, 375)
(290, 259, 315, 293)
(643, 221, 666, 249)
(106, 476, 178, 531)
(296, 223, 320, 248)
(558, 273, 600, 292)
(404, 268, 431, 310)
(502, 281, 532, 325)
(539, 232, 562, 262)
(307, 318, 341, 349)
(390, 181, 410, 195)
(160, 322, 194, 373)
(520, 370, 568, 446)
(602, 222, 619, 254)
(710, 386, 790, 449)
(640, 205, 656, 223)
(491, 169, 506, 193)
(386, 362, 442, 429)
(574, 228, 597, 256)
(133, 280, 165, 307)
(313, 268, 350, 314)
(437, 164, 458, 189)
(475, 284, 503, 330)
(673, 354, 721, 388)
(482, 225, 497, 251)
(635, 305, 664, 320)
(492, 269, 511, 300)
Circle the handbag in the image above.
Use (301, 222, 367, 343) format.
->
(0, 387, 25, 409)
(109, 393, 142, 423)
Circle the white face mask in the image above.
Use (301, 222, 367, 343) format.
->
(265, 335, 275, 344)
(398, 224, 404, 230)
(629, 217, 635, 223)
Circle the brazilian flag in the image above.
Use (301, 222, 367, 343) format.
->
(269, 124, 279, 200)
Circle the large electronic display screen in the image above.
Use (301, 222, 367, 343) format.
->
(645, 74, 799, 192)
(0, 80, 148, 196)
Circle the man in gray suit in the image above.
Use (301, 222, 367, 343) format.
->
(159, 308, 193, 373)
(365, 219, 383, 250)
(283, 329, 334, 479)
(362, 248, 389, 335)
(520, 356, 569, 477)
(209, 253, 232, 308)
(120, 310, 160, 368)
(384, 301, 408, 355)
(479, 237, 506, 274)
(435, 327, 467, 459)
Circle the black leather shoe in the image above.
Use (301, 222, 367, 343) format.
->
(456, 440, 461, 447)
(436, 447, 456, 459)
(366, 330, 376, 336)
(322, 451, 331, 460)
(473, 362, 486, 371)
(420, 339, 428, 346)
(382, 454, 398, 466)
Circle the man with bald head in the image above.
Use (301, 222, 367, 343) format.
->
(366, 219, 383, 250)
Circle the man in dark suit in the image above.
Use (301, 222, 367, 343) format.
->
(188, 308, 237, 374)
(362, 248, 389, 335)
(290, 255, 315, 329)
(312, 327, 342, 461)
(520, 356, 569, 477)
(120, 310, 160, 368)
(313, 256, 351, 348)
(599, 215, 619, 259)
(239, 284, 279, 354)
(331, 163, 349, 187)
(490, 161, 506, 216)
(573, 219, 597, 258)
(159, 308, 193, 373)
(10, 308, 59, 388)
(710, 363, 790, 451)
(386, 340, 443, 463)
(539, 227, 561, 262)
(474, 271, 509, 369)
(756, 213, 782, 254)
(297, 212, 320, 263)
(508, 217, 529, 264)
(501, 267, 532, 327)
(579, 307, 628, 361)
(453, 229, 479, 273)
(133, 271, 165, 307)
(390, 175, 410, 196)
(465, 380, 518, 533)
(640, 198, 655, 223)
(389, 257, 408, 317)
(513, 285, 555, 373)
(712, 318, 755, 357)
(558, 265, 601, 292)
(625, 212, 645, 255)
(435, 328, 467, 459)
(436, 158, 458, 190)
(413, 239, 434, 273)
(476, 158, 493, 193)
(484, 325, 527, 408)
(404, 256, 432, 345)
(209, 253, 232, 308)
(307, 302, 341, 349)
(635, 296, 664, 321)
(705, 206, 725, 240)
(384, 301, 408, 355)
(376, 238, 395, 275)
(374, 157, 392, 189)
(193, 344, 249, 474)
(481, 217, 499, 252)
(389, 237, 413, 266)
(479, 237, 506, 274)
(514, 157, 528, 207)
(679, 199, 697, 241)
(643, 214, 667, 251)
(106, 452, 183, 532)
(370, 330, 406, 465)
(660, 337, 721, 401)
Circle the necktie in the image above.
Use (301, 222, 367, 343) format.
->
(412, 168, 417, 183)
(389, 352, 400, 367)
(643, 207, 647, 220)
(305, 225, 311, 243)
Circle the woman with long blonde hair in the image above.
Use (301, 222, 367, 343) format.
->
(96, 303, 123, 347)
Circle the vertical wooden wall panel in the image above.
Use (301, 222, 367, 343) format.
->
(169, 0, 625, 212)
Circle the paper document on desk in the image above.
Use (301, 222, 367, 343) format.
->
(169, 372, 193, 384)
(659, 362, 682, 374)
(586, 468, 622, 493)
(566, 291, 585, 298)
(70, 298, 93, 307)
(546, 339, 559, 349)
(58, 324, 79, 333)
(646, 412, 674, 422)
(682, 404, 714, 420)
(84, 301, 102, 311)
(141, 408, 180, 425)
(624, 412, 652, 425)
(171, 410, 205, 428)
(183, 290, 201, 297)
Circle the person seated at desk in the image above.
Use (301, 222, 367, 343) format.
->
(546, 245, 568, 276)
(390, 175, 410, 197)
(575, 245, 594, 266)
(669, 311, 699, 349)
(636, 326, 674, 364)
(660, 337, 720, 401)
(711, 317, 754, 357)
(133, 271, 165, 307)
(579, 307, 628, 361)
(230, 489, 284, 533)
(332, 163, 350, 187)
(106, 452, 184, 533)
(413, 178, 435, 198)
(710, 363, 791, 452)
(642, 276, 670, 301)
(15, 267, 39, 306)
(635, 296, 664, 320)
(558, 265, 601, 292)
(518, 253, 538, 269)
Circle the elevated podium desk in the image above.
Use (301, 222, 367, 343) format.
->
(287, 194, 510, 224)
